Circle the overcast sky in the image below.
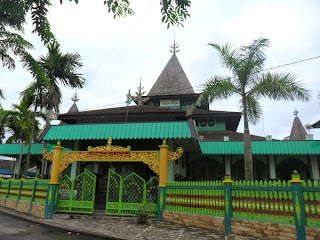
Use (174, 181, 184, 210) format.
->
(1, 0, 320, 140)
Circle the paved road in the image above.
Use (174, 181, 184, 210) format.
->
(0, 213, 103, 240)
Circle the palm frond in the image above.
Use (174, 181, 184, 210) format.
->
(208, 43, 241, 75)
(239, 95, 262, 125)
(238, 38, 270, 87)
(249, 72, 311, 101)
(195, 75, 240, 106)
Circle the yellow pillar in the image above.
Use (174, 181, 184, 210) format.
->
(50, 142, 64, 184)
(159, 139, 169, 187)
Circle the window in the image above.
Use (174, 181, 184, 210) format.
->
(208, 119, 215, 127)
(200, 120, 207, 127)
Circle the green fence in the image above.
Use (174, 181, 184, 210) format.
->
(166, 180, 225, 217)
(0, 177, 50, 211)
(105, 169, 158, 216)
(57, 169, 96, 214)
(160, 174, 320, 240)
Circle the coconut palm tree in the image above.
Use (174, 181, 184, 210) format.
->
(197, 38, 310, 180)
(21, 42, 85, 177)
(0, 89, 4, 100)
(0, 96, 45, 178)
(0, 89, 5, 143)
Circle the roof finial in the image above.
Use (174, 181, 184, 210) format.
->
(71, 90, 80, 104)
(169, 32, 180, 54)
(131, 77, 149, 105)
(293, 108, 299, 117)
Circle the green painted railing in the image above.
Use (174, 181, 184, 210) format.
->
(165, 181, 225, 217)
(106, 169, 158, 216)
(159, 173, 320, 240)
(57, 169, 96, 214)
(0, 177, 50, 212)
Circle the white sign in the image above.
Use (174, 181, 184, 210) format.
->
(160, 99, 180, 109)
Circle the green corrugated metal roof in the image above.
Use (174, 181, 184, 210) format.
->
(0, 143, 56, 156)
(43, 122, 193, 141)
(200, 141, 320, 155)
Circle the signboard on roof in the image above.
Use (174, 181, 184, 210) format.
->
(160, 99, 180, 109)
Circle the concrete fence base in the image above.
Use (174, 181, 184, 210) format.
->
(163, 210, 320, 240)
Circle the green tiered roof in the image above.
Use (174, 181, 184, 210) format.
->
(44, 122, 194, 141)
(200, 141, 320, 155)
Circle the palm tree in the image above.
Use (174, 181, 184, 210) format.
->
(0, 97, 44, 178)
(197, 38, 310, 180)
(21, 42, 85, 177)
(0, 89, 5, 143)
(0, 89, 4, 100)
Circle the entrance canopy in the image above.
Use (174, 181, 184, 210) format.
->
(200, 140, 320, 155)
(43, 121, 197, 141)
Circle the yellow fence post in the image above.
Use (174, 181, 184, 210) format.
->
(158, 139, 168, 221)
(45, 142, 63, 219)
(158, 139, 169, 187)
(50, 142, 64, 184)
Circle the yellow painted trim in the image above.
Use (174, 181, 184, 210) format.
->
(158, 185, 166, 187)
(223, 179, 233, 183)
(48, 182, 59, 185)
(159, 145, 169, 148)
(52, 145, 64, 149)
(290, 179, 303, 183)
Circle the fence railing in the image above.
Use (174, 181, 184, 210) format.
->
(0, 177, 50, 213)
(158, 172, 320, 240)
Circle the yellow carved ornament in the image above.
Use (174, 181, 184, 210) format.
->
(143, 147, 184, 175)
(42, 149, 74, 174)
(42, 149, 53, 161)
(168, 147, 184, 161)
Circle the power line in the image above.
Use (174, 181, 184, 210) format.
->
(264, 55, 320, 71)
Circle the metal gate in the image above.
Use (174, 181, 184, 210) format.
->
(105, 169, 158, 216)
(57, 169, 97, 214)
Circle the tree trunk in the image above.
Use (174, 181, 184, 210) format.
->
(16, 140, 24, 179)
(40, 142, 47, 179)
(243, 97, 254, 180)
(24, 103, 37, 177)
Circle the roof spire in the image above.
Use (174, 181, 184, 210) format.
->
(293, 108, 299, 117)
(169, 32, 180, 54)
(71, 90, 80, 104)
(131, 77, 149, 105)
(68, 90, 79, 113)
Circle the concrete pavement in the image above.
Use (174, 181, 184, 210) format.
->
(0, 207, 260, 240)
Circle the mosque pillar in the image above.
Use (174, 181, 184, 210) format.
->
(166, 139, 174, 182)
(225, 154, 231, 175)
(269, 154, 276, 180)
(310, 155, 320, 180)
(70, 140, 79, 180)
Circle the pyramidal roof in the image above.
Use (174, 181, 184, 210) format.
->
(289, 116, 307, 140)
(67, 103, 79, 113)
(148, 54, 195, 96)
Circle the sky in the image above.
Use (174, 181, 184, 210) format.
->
(1, 0, 320, 140)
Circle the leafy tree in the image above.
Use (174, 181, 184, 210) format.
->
(0, 96, 45, 178)
(0, 0, 191, 70)
(21, 42, 85, 176)
(0, 0, 49, 69)
(197, 38, 311, 180)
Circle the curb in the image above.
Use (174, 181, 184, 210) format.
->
(0, 207, 121, 240)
